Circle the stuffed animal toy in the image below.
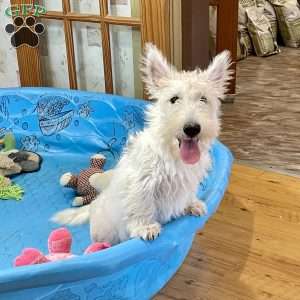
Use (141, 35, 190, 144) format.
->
(0, 150, 42, 177)
(60, 154, 113, 207)
(0, 150, 42, 200)
(14, 227, 111, 267)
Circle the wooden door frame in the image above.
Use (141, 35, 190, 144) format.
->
(181, 0, 209, 71)
(209, 0, 239, 95)
(12, 0, 238, 96)
(11, 0, 171, 98)
(182, 0, 238, 95)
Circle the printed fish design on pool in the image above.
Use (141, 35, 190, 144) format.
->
(36, 96, 74, 136)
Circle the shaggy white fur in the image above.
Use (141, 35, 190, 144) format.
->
(52, 43, 232, 245)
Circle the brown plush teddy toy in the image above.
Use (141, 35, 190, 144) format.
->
(60, 154, 113, 207)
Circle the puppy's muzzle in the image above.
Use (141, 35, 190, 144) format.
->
(183, 123, 201, 138)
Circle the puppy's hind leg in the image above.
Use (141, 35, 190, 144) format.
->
(89, 196, 121, 245)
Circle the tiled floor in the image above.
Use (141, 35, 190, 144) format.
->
(220, 47, 300, 177)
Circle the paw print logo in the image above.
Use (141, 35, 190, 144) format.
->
(5, 16, 45, 48)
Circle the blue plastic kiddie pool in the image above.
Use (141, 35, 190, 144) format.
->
(0, 88, 233, 300)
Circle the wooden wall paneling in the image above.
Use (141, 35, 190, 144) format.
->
(181, 0, 209, 70)
(10, 0, 42, 86)
(100, 0, 114, 94)
(215, 0, 238, 94)
(62, 0, 77, 89)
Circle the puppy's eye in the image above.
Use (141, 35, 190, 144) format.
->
(170, 96, 179, 104)
(200, 96, 207, 103)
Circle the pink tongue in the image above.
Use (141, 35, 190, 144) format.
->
(179, 139, 201, 164)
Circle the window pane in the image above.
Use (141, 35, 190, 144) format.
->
(39, 0, 62, 11)
(110, 25, 142, 98)
(39, 20, 69, 88)
(73, 22, 105, 92)
(108, 0, 140, 18)
(70, 0, 100, 14)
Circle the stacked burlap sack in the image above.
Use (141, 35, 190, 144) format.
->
(237, 0, 300, 59)
(238, 0, 280, 59)
(269, 0, 300, 47)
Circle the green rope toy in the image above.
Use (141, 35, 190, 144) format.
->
(0, 176, 24, 201)
(0, 132, 16, 152)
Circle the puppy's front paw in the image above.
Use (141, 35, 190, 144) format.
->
(185, 200, 207, 217)
(130, 223, 161, 241)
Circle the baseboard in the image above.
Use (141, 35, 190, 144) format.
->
(221, 94, 236, 103)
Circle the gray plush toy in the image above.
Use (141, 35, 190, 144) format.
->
(0, 150, 42, 178)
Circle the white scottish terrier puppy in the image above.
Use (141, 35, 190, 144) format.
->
(53, 44, 232, 245)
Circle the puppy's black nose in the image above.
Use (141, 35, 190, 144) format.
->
(183, 123, 201, 138)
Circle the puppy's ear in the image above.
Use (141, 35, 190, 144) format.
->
(206, 50, 232, 97)
(141, 43, 173, 92)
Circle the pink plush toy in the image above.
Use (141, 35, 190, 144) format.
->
(14, 228, 111, 267)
